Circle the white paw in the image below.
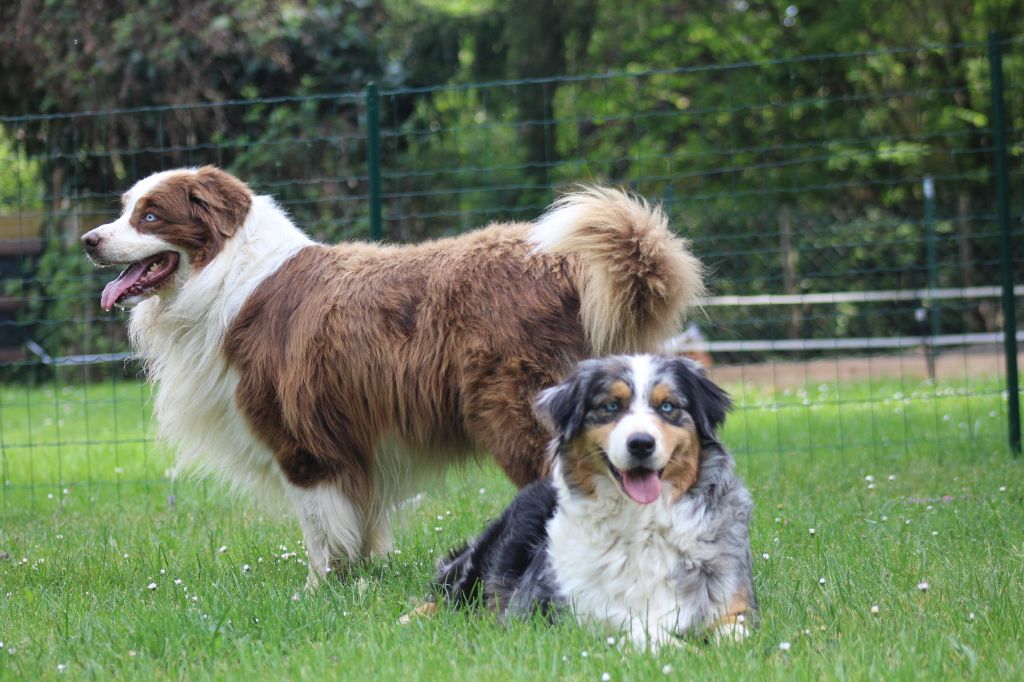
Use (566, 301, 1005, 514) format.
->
(713, 622, 750, 643)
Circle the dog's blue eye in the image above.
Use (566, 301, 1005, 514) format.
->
(144, 213, 157, 222)
(659, 401, 677, 414)
(603, 401, 620, 413)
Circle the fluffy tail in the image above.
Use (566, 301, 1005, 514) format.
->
(530, 187, 704, 355)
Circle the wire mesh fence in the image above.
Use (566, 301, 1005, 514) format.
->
(0, 37, 1021, 515)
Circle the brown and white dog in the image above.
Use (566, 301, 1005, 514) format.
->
(81, 166, 703, 585)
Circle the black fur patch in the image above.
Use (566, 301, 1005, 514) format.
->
(662, 357, 732, 441)
(434, 480, 561, 615)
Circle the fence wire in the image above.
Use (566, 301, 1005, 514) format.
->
(0, 38, 1021, 514)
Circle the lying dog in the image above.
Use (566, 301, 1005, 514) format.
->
(433, 355, 756, 648)
(81, 167, 703, 584)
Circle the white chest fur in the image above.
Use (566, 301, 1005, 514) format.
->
(546, 473, 733, 648)
(128, 196, 311, 499)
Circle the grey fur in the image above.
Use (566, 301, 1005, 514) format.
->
(668, 441, 757, 634)
(434, 355, 757, 640)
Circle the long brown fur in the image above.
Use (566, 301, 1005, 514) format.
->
(223, 207, 697, 512)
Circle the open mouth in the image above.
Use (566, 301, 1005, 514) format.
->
(100, 251, 180, 311)
(602, 452, 664, 505)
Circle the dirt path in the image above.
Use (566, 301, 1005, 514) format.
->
(707, 346, 1016, 388)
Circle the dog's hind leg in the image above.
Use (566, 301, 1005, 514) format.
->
(363, 514, 394, 557)
(284, 479, 365, 589)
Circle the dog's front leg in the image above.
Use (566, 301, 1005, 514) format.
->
(283, 479, 364, 589)
(624, 618, 682, 653)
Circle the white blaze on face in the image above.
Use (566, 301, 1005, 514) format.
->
(605, 356, 669, 504)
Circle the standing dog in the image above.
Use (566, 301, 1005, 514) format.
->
(81, 167, 703, 584)
(433, 356, 755, 648)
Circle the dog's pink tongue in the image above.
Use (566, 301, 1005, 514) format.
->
(622, 469, 661, 505)
(101, 261, 148, 311)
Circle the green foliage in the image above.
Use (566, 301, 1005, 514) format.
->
(0, 128, 42, 212)
(1, 0, 1023, 361)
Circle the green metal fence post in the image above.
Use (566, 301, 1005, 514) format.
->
(989, 31, 1020, 455)
(923, 175, 939, 379)
(366, 82, 383, 241)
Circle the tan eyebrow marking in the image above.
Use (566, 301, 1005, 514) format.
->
(650, 383, 678, 406)
(608, 380, 632, 404)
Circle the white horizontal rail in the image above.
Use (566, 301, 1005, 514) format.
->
(665, 331, 1024, 354)
(702, 285, 1024, 307)
(25, 339, 132, 366)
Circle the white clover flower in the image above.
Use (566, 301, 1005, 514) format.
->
(870, 605, 879, 615)
(917, 581, 929, 592)
(147, 582, 157, 590)
(601, 673, 611, 682)
(218, 546, 228, 554)
(779, 641, 791, 651)
(809, 528, 816, 535)
(242, 564, 251, 573)
(818, 577, 826, 585)
(661, 664, 673, 674)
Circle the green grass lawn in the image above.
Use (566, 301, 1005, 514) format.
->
(1, 374, 1022, 680)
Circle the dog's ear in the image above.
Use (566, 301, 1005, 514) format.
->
(187, 166, 252, 243)
(670, 358, 731, 441)
(535, 361, 600, 444)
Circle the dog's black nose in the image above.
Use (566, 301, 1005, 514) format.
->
(81, 232, 100, 249)
(626, 432, 656, 459)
